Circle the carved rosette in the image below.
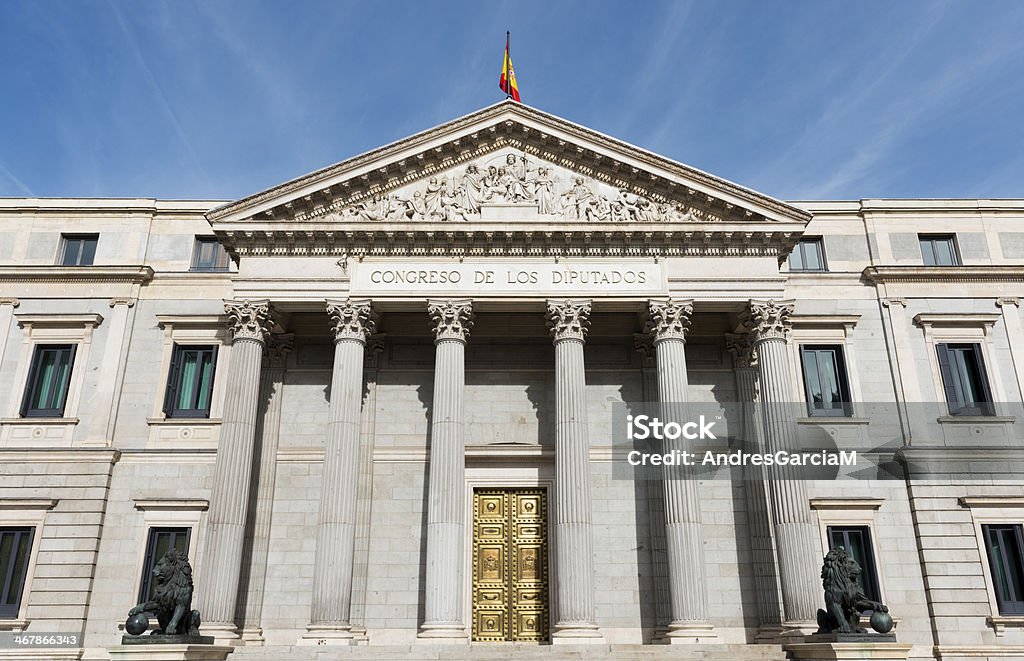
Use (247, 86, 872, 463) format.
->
(427, 299, 474, 343)
(262, 333, 294, 370)
(546, 299, 592, 342)
(224, 299, 275, 344)
(740, 299, 794, 344)
(326, 298, 377, 344)
(725, 332, 757, 368)
(645, 298, 693, 344)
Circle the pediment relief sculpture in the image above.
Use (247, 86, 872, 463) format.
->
(327, 151, 703, 224)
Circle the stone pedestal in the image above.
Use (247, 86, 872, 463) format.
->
(785, 634, 911, 661)
(419, 299, 473, 642)
(109, 642, 233, 661)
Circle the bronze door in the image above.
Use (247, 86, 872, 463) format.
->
(472, 488, 549, 642)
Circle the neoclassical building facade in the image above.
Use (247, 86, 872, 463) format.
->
(1, 102, 1023, 660)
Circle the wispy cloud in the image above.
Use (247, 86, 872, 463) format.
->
(0, 161, 34, 195)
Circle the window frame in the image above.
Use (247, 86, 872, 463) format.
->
(190, 237, 230, 273)
(826, 524, 883, 604)
(58, 234, 98, 267)
(919, 233, 961, 267)
(137, 527, 192, 604)
(19, 344, 77, 418)
(788, 237, 828, 273)
(982, 523, 1024, 616)
(0, 527, 35, 620)
(799, 344, 853, 417)
(162, 344, 219, 419)
(0, 499, 54, 630)
(936, 342, 995, 416)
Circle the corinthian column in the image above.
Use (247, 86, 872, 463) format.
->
(645, 299, 715, 642)
(546, 299, 602, 643)
(305, 299, 377, 645)
(201, 299, 275, 642)
(419, 299, 474, 641)
(740, 300, 820, 635)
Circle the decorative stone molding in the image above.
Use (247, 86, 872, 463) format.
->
(880, 297, 907, 308)
(224, 299, 275, 343)
(740, 299, 794, 344)
(644, 298, 693, 344)
(364, 334, 385, 369)
(427, 299, 474, 342)
(725, 332, 757, 368)
(863, 265, 1024, 284)
(326, 298, 377, 343)
(0, 265, 154, 285)
(546, 299, 591, 342)
(108, 297, 136, 308)
(996, 297, 1021, 308)
(0, 298, 19, 307)
(262, 333, 294, 369)
(632, 333, 655, 368)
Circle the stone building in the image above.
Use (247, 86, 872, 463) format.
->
(0, 102, 1022, 660)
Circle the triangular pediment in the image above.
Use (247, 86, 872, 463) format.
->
(208, 101, 810, 259)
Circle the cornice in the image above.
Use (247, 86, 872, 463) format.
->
(207, 101, 811, 227)
(0, 265, 154, 285)
(217, 224, 802, 260)
(863, 265, 1024, 284)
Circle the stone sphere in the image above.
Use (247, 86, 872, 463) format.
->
(125, 612, 149, 636)
(870, 610, 893, 634)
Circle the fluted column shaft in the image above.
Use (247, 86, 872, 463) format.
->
(547, 300, 601, 641)
(742, 300, 821, 630)
(306, 299, 376, 644)
(201, 299, 275, 639)
(647, 299, 715, 641)
(421, 300, 473, 640)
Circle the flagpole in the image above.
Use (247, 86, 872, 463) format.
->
(505, 31, 511, 100)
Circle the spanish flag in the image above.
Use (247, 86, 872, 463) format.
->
(499, 32, 521, 102)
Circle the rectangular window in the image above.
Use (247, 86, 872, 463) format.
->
(919, 234, 960, 266)
(163, 345, 217, 418)
(190, 237, 230, 272)
(800, 345, 852, 417)
(59, 234, 98, 266)
(983, 524, 1024, 615)
(936, 343, 994, 416)
(788, 237, 827, 272)
(20, 344, 76, 418)
(827, 525, 882, 603)
(137, 527, 191, 603)
(0, 527, 34, 619)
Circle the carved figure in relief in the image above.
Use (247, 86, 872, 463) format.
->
(424, 177, 445, 218)
(483, 166, 503, 200)
(440, 186, 470, 222)
(462, 164, 485, 213)
(405, 191, 428, 221)
(561, 177, 597, 221)
(529, 166, 556, 214)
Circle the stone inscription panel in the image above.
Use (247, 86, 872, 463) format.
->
(350, 259, 666, 297)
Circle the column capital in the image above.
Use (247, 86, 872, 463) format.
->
(725, 332, 758, 368)
(224, 299, 275, 344)
(645, 298, 693, 344)
(108, 297, 136, 308)
(546, 299, 591, 343)
(740, 299, 794, 344)
(326, 298, 377, 344)
(632, 333, 655, 368)
(997, 297, 1021, 308)
(881, 297, 907, 308)
(262, 333, 294, 369)
(427, 299, 474, 343)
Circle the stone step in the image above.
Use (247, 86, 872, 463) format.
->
(224, 643, 790, 661)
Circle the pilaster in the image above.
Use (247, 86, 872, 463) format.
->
(996, 297, 1024, 402)
(84, 297, 136, 446)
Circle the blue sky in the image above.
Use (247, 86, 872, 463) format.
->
(2, 1, 1023, 201)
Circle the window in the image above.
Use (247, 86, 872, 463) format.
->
(827, 525, 882, 604)
(137, 527, 191, 603)
(190, 237, 230, 272)
(937, 343, 993, 416)
(163, 345, 218, 418)
(0, 527, 34, 619)
(59, 234, 98, 266)
(919, 234, 960, 266)
(788, 237, 827, 272)
(983, 524, 1024, 615)
(19, 344, 76, 418)
(800, 345, 852, 416)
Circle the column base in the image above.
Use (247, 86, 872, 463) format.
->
(551, 622, 604, 644)
(195, 622, 240, 647)
(774, 620, 820, 642)
(299, 623, 356, 646)
(417, 622, 469, 643)
(661, 621, 717, 644)
(755, 624, 785, 643)
(109, 644, 234, 661)
(349, 624, 370, 644)
(238, 626, 264, 645)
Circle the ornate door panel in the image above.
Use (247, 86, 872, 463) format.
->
(472, 488, 548, 642)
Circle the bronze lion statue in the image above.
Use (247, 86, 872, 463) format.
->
(816, 546, 888, 634)
(128, 548, 201, 636)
